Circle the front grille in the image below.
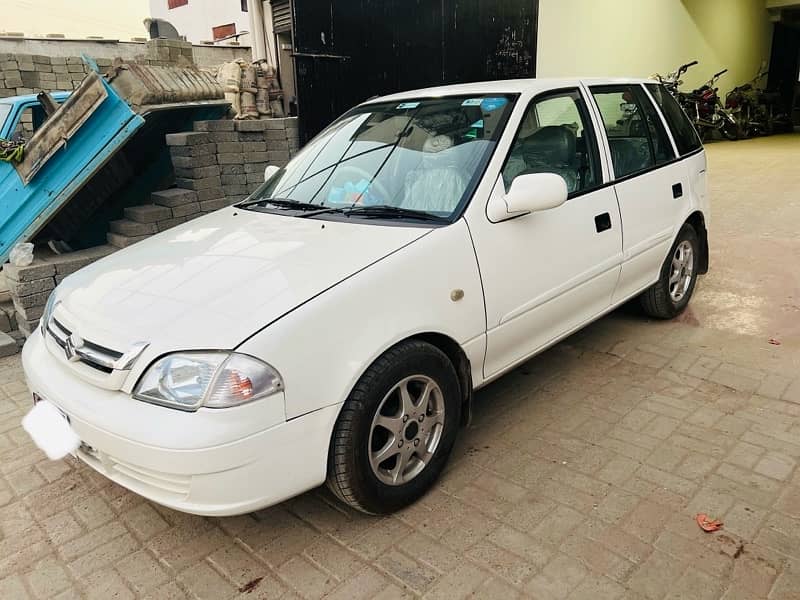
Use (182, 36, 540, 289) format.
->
(47, 317, 123, 374)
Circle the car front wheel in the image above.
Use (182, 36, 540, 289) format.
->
(326, 340, 461, 514)
(640, 223, 700, 319)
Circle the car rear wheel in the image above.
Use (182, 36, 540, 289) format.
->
(640, 223, 700, 319)
(326, 340, 461, 514)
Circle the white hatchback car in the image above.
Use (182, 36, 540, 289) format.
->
(22, 78, 708, 516)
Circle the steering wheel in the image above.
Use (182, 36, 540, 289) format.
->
(333, 165, 391, 205)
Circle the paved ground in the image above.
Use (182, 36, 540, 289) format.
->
(1, 135, 800, 599)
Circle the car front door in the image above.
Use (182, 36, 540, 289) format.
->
(467, 87, 624, 379)
(587, 83, 688, 304)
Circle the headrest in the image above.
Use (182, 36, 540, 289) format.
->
(520, 126, 576, 164)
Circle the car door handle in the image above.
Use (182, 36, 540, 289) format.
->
(672, 183, 683, 198)
(594, 212, 612, 233)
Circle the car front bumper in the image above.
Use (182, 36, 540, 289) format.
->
(21, 329, 341, 516)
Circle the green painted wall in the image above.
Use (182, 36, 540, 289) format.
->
(536, 0, 774, 96)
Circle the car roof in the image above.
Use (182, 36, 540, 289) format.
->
(365, 77, 657, 104)
(0, 90, 71, 106)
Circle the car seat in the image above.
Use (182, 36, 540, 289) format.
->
(507, 125, 579, 192)
(608, 138, 651, 177)
(401, 135, 469, 213)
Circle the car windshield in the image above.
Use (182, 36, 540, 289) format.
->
(243, 94, 515, 222)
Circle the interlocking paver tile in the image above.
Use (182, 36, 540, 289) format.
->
(2, 138, 800, 597)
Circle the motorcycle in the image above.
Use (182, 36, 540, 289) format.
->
(684, 69, 740, 141)
(654, 62, 739, 141)
(726, 71, 792, 137)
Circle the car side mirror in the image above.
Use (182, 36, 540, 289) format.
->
(487, 173, 568, 221)
(264, 165, 279, 182)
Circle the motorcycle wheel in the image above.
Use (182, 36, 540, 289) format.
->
(721, 122, 740, 141)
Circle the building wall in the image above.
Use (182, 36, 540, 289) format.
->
(0, 38, 250, 70)
(1, 0, 149, 41)
(149, 0, 253, 46)
(536, 0, 774, 97)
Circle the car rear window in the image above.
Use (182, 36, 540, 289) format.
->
(646, 83, 702, 156)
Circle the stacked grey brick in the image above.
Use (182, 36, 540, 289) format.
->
(3, 246, 116, 338)
(179, 117, 300, 204)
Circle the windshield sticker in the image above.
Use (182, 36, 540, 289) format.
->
(396, 102, 420, 110)
(461, 98, 483, 107)
(481, 97, 508, 112)
(470, 119, 484, 128)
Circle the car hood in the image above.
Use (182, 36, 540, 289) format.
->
(55, 208, 430, 352)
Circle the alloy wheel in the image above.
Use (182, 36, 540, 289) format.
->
(669, 240, 694, 303)
(368, 375, 445, 485)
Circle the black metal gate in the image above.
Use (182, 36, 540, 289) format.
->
(290, 0, 538, 141)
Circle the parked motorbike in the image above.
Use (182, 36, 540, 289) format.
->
(655, 62, 739, 141)
(684, 69, 739, 141)
(726, 71, 792, 137)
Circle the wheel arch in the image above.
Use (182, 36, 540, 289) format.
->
(685, 210, 709, 274)
(411, 332, 473, 427)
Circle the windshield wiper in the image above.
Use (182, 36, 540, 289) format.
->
(343, 205, 450, 223)
(237, 197, 323, 211)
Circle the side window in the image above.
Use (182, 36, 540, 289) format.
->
(10, 105, 48, 142)
(591, 85, 675, 179)
(646, 83, 702, 155)
(502, 89, 599, 196)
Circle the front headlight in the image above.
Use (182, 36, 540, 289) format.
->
(133, 352, 283, 411)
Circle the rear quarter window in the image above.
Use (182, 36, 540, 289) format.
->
(646, 83, 702, 155)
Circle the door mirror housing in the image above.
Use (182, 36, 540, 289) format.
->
(264, 165, 280, 182)
(487, 173, 568, 221)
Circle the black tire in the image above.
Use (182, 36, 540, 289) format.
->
(721, 121, 739, 141)
(640, 223, 700, 319)
(326, 340, 461, 514)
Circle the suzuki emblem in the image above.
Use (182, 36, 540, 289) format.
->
(64, 334, 84, 362)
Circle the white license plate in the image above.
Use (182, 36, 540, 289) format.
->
(22, 399, 80, 460)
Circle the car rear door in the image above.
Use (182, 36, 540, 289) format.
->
(586, 83, 689, 304)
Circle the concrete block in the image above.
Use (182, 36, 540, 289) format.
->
(266, 140, 290, 151)
(208, 132, 239, 142)
(65, 56, 83, 64)
(235, 120, 268, 132)
(268, 150, 291, 164)
(171, 202, 202, 218)
(50, 56, 66, 65)
(1, 60, 19, 70)
(7, 276, 55, 298)
(221, 174, 243, 186)
(3, 261, 55, 283)
(67, 64, 85, 73)
(174, 176, 221, 191)
(0, 332, 17, 357)
(107, 232, 150, 249)
(151, 188, 198, 207)
(248, 151, 269, 163)
(265, 129, 288, 141)
(169, 143, 215, 158)
(199, 197, 232, 212)
(202, 119, 236, 132)
(156, 217, 186, 232)
(217, 153, 245, 165)
(244, 162, 267, 174)
(13, 290, 50, 312)
(242, 141, 267, 153)
(39, 72, 56, 82)
(17, 317, 38, 338)
(196, 187, 225, 202)
(246, 172, 265, 184)
(0, 310, 11, 334)
(165, 132, 210, 146)
(221, 164, 246, 175)
(124, 204, 172, 223)
(223, 184, 249, 196)
(109, 219, 158, 236)
(52, 64, 68, 73)
(48, 245, 116, 275)
(170, 154, 217, 169)
(237, 132, 264, 142)
(264, 119, 288, 130)
(216, 142, 243, 153)
(173, 164, 221, 179)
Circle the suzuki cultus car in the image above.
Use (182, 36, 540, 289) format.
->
(22, 78, 708, 515)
